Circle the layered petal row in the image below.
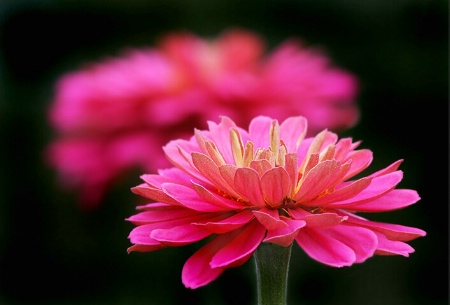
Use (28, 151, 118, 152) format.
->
(127, 115, 425, 288)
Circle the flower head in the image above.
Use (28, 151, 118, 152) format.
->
(127, 115, 426, 289)
(46, 28, 359, 208)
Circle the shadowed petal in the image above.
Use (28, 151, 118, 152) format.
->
(295, 227, 356, 267)
(328, 171, 404, 206)
(322, 225, 378, 263)
(253, 207, 287, 230)
(210, 221, 266, 268)
(373, 231, 415, 257)
(334, 189, 420, 212)
(342, 211, 426, 241)
(193, 209, 255, 234)
(181, 237, 228, 289)
(264, 218, 306, 246)
(289, 209, 347, 228)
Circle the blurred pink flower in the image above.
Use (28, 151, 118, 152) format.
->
(46, 28, 360, 209)
(127, 115, 425, 289)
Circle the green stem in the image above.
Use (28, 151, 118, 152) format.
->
(253, 243, 292, 305)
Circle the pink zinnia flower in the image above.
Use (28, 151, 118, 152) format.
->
(127, 115, 426, 289)
(46, 28, 359, 208)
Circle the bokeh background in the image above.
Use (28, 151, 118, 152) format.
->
(0, 0, 447, 305)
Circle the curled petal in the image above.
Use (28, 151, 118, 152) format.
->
(373, 231, 415, 257)
(264, 218, 306, 246)
(193, 209, 255, 234)
(328, 171, 404, 207)
(343, 211, 426, 241)
(335, 189, 420, 212)
(210, 221, 266, 268)
(295, 227, 356, 267)
(342, 149, 373, 180)
(253, 207, 287, 230)
(289, 209, 347, 228)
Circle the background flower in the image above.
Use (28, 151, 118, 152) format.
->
(46, 28, 359, 209)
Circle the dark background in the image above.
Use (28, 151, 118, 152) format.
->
(0, 0, 447, 304)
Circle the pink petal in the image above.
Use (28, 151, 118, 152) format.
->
(260, 167, 291, 207)
(233, 168, 266, 207)
(210, 221, 266, 268)
(311, 177, 372, 206)
(126, 204, 202, 225)
(182, 237, 228, 289)
(368, 159, 403, 178)
(131, 183, 179, 205)
(343, 212, 426, 241)
(193, 209, 255, 234)
(253, 207, 287, 230)
(284, 153, 299, 195)
(192, 153, 242, 199)
(162, 183, 226, 212)
(341, 149, 373, 180)
(336, 189, 420, 212)
(289, 209, 348, 228)
(321, 225, 378, 263)
(295, 227, 356, 267)
(127, 244, 166, 253)
(249, 159, 272, 176)
(248, 116, 273, 148)
(128, 224, 163, 246)
(191, 181, 245, 210)
(373, 231, 415, 257)
(204, 116, 238, 164)
(151, 223, 212, 245)
(279, 116, 308, 153)
(294, 160, 341, 202)
(329, 171, 404, 206)
(264, 218, 306, 246)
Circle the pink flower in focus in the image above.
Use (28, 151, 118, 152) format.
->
(127, 115, 425, 289)
(46, 28, 360, 208)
